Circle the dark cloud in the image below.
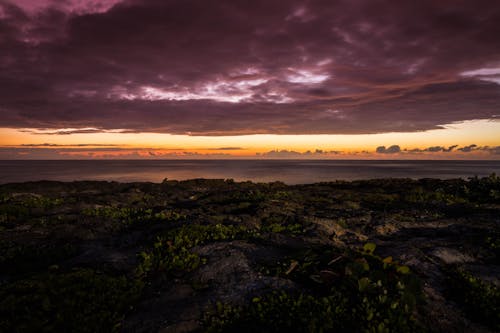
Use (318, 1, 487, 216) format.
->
(454, 144, 500, 153)
(458, 144, 478, 152)
(1, 0, 500, 135)
(484, 146, 500, 155)
(376, 145, 401, 154)
(206, 147, 244, 151)
(19, 143, 121, 147)
(258, 149, 340, 158)
(384, 144, 500, 154)
(426, 146, 444, 152)
(407, 145, 458, 153)
(1, 144, 498, 159)
(0, 146, 235, 159)
(443, 145, 459, 152)
(21, 128, 127, 135)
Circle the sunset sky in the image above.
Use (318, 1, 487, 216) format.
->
(0, 0, 499, 159)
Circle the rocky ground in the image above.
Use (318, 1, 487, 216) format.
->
(0, 176, 499, 332)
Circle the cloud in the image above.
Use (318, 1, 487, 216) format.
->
(455, 144, 500, 154)
(426, 146, 445, 152)
(258, 149, 341, 158)
(19, 143, 121, 147)
(407, 145, 458, 153)
(1, 144, 499, 159)
(0, 0, 500, 135)
(20, 128, 130, 135)
(457, 144, 478, 152)
(0, 1, 499, 135)
(0, 146, 237, 159)
(483, 146, 500, 155)
(382, 144, 500, 155)
(443, 145, 459, 152)
(205, 147, 244, 151)
(376, 145, 401, 154)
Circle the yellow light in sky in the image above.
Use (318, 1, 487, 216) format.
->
(0, 119, 499, 157)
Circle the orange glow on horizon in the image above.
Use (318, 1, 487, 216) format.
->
(1, 119, 499, 159)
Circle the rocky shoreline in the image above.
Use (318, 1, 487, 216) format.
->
(1, 177, 499, 332)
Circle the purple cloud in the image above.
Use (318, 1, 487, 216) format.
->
(1, 0, 500, 135)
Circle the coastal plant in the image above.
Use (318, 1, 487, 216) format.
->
(446, 267, 500, 330)
(208, 243, 424, 332)
(261, 213, 306, 236)
(136, 224, 259, 278)
(0, 242, 79, 277)
(82, 206, 186, 225)
(485, 235, 500, 260)
(204, 291, 351, 333)
(0, 269, 143, 333)
(0, 194, 64, 221)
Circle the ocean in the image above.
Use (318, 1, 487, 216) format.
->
(0, 160, 499, 185)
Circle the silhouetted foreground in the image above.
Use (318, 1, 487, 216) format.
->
(1, 176, 499, 332)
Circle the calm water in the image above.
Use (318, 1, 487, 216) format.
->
(0, 160, 499, 185)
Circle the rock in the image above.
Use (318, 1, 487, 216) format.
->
(433, 247, 475, 264)
(159, 320, 200, 333)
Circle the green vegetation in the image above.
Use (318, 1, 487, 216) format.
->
(206, 243, 423, 333)
(0, 269, 142, 333)
(0, 242, 78, 277)
(485, 235, 500, 258)
(205, 292, 350, 333)
(261, 213, 306, 235)
(0, 196, 63, 228)
(446, 267, 500, 330)
(137, 224, 260, 278)
(82, 206, 186, 225)
(0, 176, 498, 332)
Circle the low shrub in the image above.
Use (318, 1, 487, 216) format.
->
(446, 267, 499, 330)
(0, 269, 142, 333)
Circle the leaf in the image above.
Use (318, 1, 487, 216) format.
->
(358, 277, 371, 292)
(382, 256, 392, 264)
(363, 242, 376, 254)
(356, 258, 370, 271)
(319, 270, 338, 284)
(310, 274, 323, 284)
(397, 265, 410, 274)
(285, 260, 299, 275)
(328, 255, 343, 265)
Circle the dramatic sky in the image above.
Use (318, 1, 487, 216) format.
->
(0, 0, 499, 159)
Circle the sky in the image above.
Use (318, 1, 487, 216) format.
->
(0, 0, 499, 159)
